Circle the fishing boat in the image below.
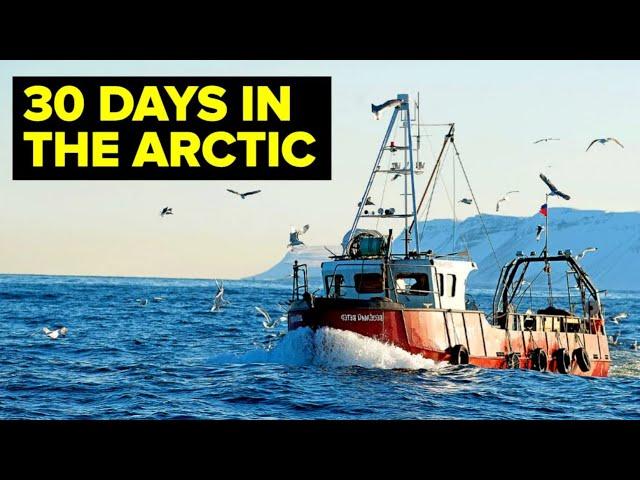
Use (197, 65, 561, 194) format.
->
(287, 93, 610, 376)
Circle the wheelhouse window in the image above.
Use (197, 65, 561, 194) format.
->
(354, 273, 383, 294)
(325, 274, 344, 297)
(437, 273, 457, 297)
(447, 274, 457, 297)
(396, 273, 430, 295)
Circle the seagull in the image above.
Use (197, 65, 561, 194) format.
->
(496, 191, 519, 212)
(533, 138, 560, 144)
(288, 225, 309, 250)
(459, 198, 473, 205)
(608, 332, 620, 346)
(152, 296, 165, 302)
(371, 98, 404, 120)
(136, 298, 148, 306)
(43, 326, 68, 339)
(586, 137, 624, 152)
(160, 207, 173, 217)
(539, 173, 571, 200)
(211, 280, 230, 312)
(358, 196, 375, 207)
(227, 189, 261, 199)
(391, 173, 402, 181)
(536, 225, 545, 241)
(609, 312, 628, 325)
(255, 306, 282, 329)
(576, 247, 598, 260)
(631, 340, 638, 351)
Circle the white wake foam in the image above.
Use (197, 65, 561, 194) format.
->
(210, 327, 440, 370)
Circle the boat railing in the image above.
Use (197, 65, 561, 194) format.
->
(494, 311, 600, 334)
(291, 261, 309, 301)
(325, 251, 470, 262)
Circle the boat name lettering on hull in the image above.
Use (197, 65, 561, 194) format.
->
(340, 313, 383, 322)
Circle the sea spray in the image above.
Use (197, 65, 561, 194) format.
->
(209, 327, 440, 370)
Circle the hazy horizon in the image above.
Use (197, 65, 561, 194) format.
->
(2, 60, 639, 279)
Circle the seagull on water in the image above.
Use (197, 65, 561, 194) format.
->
(609, 312, 628, 325)
(496, 191, 519, 212)
(136, 298, 148, 306)
(631, 340, 638, 351)
(576, 247, 598, 260)
(539, 173, 571, 200)
(459, 198, 473, 205)
(43, 326, 68, 339)
(608, 332, 620, 346)
(227, 189, 261, 199)
(160, 207, 173, 217)
(536, 225, 545, 241)
(533, 138, 560, 144)
(586, 137, 624, 152)
(288, 225, 309, 250)
(255, 306, 282, 329)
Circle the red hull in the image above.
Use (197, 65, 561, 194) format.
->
(289, 306, 610, 377)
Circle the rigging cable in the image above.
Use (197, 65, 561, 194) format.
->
(419, 143, 449, 241)
(375, 121, 400, 231)
(418, 127, 451, 239)
(451, 138, 501, 272)
(431, 151, 473, 256)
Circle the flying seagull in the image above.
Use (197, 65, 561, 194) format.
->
(539, 173, 571, 200)
(608, 332, 620, 346)
(255, 306, 282, 329)
(391, 173, 402, 181)
(459, 198, 473, 205)
(358, 196, 375, 207)
(496, 191, 519, 212)
(211, 280, 230, 312)
(586, 137, 624, 152)
(288, 224, 309, 250)
(533, 138, 560, 144)
(160, 207, 173, 217)
(576, 246, 598, 260)
(371, 98, 404, 120)
(43, 326, 68, 340)
(536, 225, 545, 241)
(227, 189, 261, 199)
(609, 312, 628, 325)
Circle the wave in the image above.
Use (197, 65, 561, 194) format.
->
(209, 327, 440, 370)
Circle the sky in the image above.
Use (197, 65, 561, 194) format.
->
(1, 60, 638, 279)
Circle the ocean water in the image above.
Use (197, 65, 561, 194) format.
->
(1, 274, 638, 419)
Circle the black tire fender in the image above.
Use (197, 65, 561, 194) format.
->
(506, 352, 521, 369)
(573, 347, 591, 373)
(555, 348, 571, 374)
(450, 344, 469, 365)
(530, 348, 548, 372)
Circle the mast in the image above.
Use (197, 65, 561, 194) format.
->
(543, 193, 549, 257)
(403, 93, 419, 255)
(543, 193, 553, 305)
(344, 93, 419, 257)
(343, 105, 400, 254)
(408, 123, 455, 237)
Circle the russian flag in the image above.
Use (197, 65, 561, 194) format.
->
(539, 203, 548, 217)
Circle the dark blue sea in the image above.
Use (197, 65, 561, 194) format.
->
(1, 274, 638, 419)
